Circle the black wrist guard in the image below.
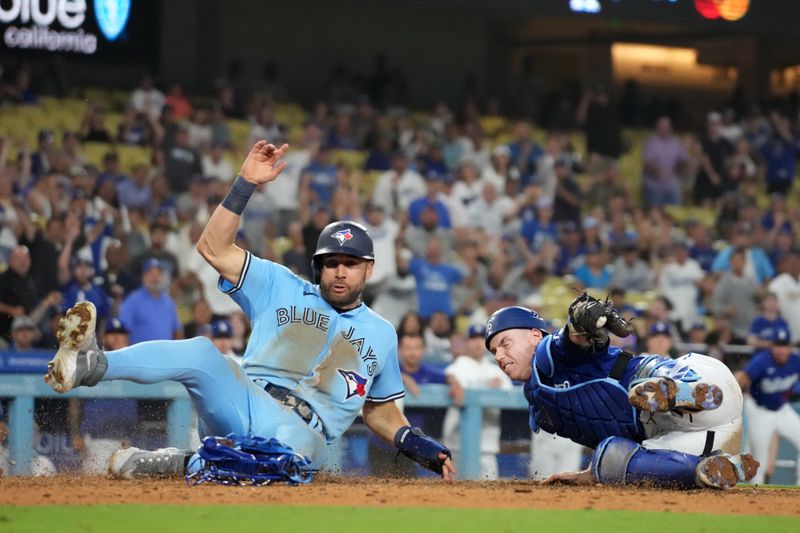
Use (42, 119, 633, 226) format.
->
(394, 425, 451, 475)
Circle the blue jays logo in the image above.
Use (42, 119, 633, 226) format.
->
(338, 369, 367, 399)
(331, 229, 353, 246)
(94, 0, 131, 41)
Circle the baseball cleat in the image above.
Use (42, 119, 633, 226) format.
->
(109, 447, 187, 479)
(695, 453, 759, 490)
(44, 301, 106, 393)
(628, 377, 723, 412)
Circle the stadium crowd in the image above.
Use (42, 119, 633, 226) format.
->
(0, 58, 799, 481)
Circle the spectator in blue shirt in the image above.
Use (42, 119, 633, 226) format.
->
(407, 177, 452, 229)
(686, 219, 716, 272)
(573, 245, 612, 290)
(299, 146, 338, 207)
(403, 238, 464, 319)
(747, 292, 790, 349)
(711, 223, 774, 283)
(554, 221, 587, 276)
(761, 111, 797, 196)
(61, 256, 112, 324)
(507, 119, 544, 186)
(119, 259, 183, 344)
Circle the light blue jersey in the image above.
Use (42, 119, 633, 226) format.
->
(219, 251, 404, 441)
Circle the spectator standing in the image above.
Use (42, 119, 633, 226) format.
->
(201, 143, 235, 183)
(657, 239, 705, 333)
(711, 223, 774, 284)
(573, 246, 612, 291)
(130, 75, 165, 121)
(361, 203, 400, 305)
(371, 152, 426, 219)
(761, 110, 797, 196)
(693, 112, 734, 205)
(403, 238, 463, 320)
(164, 126, 202, 195)
(441, 324, 512, 480)
(551, 158, 582, 226)
(119, 259, 183, 344)
(641, 116, 687, 207)
(0, 245, 61, 342)
(609, 240, 652, 293)
(576, 84, 622, 160)
(60, 256, 113, 324)
(748, 292, 790, 349)
(712, 247, 763, 343)
(768, 248, 800, 343)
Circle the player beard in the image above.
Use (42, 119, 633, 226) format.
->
(320, 281, 363, 309)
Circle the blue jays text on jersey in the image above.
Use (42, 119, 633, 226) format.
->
(220, 251, 405, 442)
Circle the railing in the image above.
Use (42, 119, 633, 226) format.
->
(1, 373, 797, 482)
(1, 375, 194, 476)
(0, 372, 520, 479)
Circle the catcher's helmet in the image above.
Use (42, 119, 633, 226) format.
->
(311, 221, 374, 283)
(485, 306, 549, 350)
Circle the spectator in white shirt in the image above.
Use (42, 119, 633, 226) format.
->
(441, 324, 513, 479)
(201, 143, 235, 183)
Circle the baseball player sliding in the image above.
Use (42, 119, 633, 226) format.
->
(735, 325, 800, 484)
(44, 141, 455, 481)
(485, 294, 758, 489)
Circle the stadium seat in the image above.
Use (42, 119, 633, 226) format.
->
(331, 149, 367, 170)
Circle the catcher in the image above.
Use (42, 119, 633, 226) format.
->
(44, 141, 455, 483)
(485, 295, 758, 490)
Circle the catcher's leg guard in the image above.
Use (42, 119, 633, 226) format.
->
(592, 436, 701, 489)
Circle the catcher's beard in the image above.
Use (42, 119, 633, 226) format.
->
(319, 280, 363, 309)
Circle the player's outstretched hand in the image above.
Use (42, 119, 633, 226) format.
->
(240, 140, 289, 186)
(440, 453, 456, 481)
(540, 467, 594, 486)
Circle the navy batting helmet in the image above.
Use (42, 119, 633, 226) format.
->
(311, 221, 375, 283)
(484, 306, 549, 350)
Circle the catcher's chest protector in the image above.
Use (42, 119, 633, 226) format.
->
(524, 336, 644, 449)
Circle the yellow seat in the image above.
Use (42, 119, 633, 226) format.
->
(116, 145, 152, 172)
(82, 141, 114, 168)
(331, 149, 366, 171)
(480, 116, 507, 138)
(227, 119, 251, 151)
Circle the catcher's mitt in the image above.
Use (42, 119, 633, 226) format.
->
(185, 433, 313, 486)
(568, 292, 634, 349)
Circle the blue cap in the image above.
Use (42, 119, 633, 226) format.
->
(690, 321, 706, 331)
(467, 324, 485, 338)
(105, 317, 129, 334)
(210, 319, 233, 338)
(143, 258, 164, 272)
(649, 321, 672, 337)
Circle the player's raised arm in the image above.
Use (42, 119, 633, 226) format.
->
(197, 141, 288, 284)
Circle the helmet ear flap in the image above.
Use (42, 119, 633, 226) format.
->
(310, 257, 321, 284)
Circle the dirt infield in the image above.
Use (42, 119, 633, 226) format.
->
(1, 475, 798, 515)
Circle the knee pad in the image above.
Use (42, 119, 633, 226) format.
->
(591, 436, 640, 485)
